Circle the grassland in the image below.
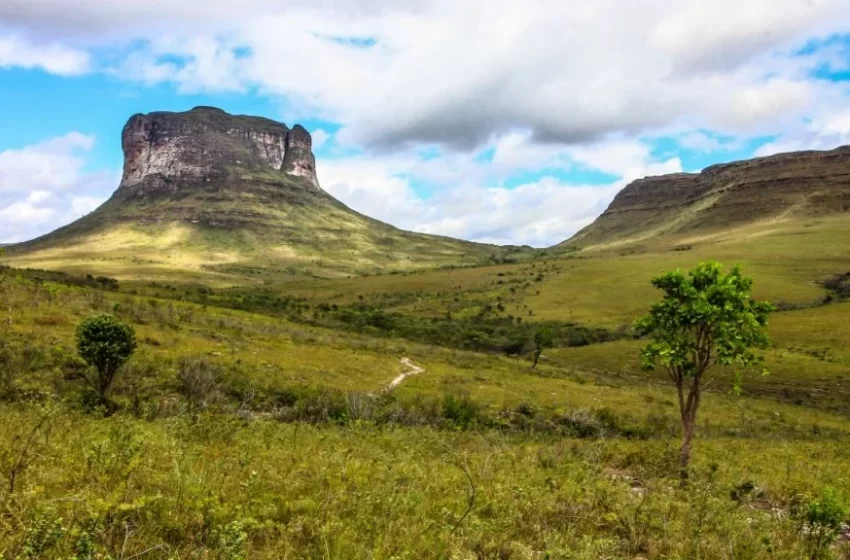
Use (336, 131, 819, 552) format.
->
(4, 173, 533, 285)
(1, 212, 850, 558)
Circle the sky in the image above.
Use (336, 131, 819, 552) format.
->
(1, 1, 850, 246)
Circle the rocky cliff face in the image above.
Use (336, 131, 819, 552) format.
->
(117, 106, 320, 199)
(567, 145, 850, 247)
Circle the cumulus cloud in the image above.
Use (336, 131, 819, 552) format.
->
(3, 0, 850, 148)
(1, 0, 850, 245)
(0, 132, 95, 194)
(311, 128, 331, 151)
(0, 134, 114, 243)
(318, 138, 682, 246)
(755, 107, 850, 157)
(0, 35, 90, 75)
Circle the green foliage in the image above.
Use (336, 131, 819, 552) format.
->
(534, 327, 554, 350)
(326, 307, 621, 355)
(75, 314, 137, 405)
(636, 262, 774, 475)
(441, 392, 479, 429)
(797, 487, 849, 560)
(636, 262, 774, 380)
(17, 513, 65, 559)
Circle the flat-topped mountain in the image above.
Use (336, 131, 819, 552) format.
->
(118, 106, 319, 200)
(565, 145, 850, 249)
(5, 107, 527, 283)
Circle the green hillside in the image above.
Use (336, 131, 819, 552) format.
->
(2, 118, 850, 557)
(3, 107, 532, 284)
(2, 210, 850, 556)
(564, 145, 850, 251)
(5, 170, 525, 284)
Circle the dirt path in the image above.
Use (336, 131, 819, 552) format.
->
(385, 358, 425, 391)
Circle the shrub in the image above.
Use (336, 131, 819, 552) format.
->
(442, 392, 479, 429)
(798, 487, 848, 560)
(75, 314, 137, 406)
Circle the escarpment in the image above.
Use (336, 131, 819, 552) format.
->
(116, 106, 320, 200)
(566, 145, 850, 247)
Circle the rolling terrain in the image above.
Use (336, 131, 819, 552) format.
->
(3, 107, 529, 284)
(1, 118, 850, 557)
(564, 145, 850, 251)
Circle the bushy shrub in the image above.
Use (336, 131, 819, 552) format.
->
(796, 487, 849, 560)
(75, 314, 136, 406)
(442, 392, 479, 429)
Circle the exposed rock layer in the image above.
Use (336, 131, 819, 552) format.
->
(118, 106, 320, 199)
(568, 146, 850, 246)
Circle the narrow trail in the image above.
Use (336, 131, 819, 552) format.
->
(385, 358, 425, 391)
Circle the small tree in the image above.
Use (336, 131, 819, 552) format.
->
(531, 328, 553, 370)
(76, 314, 136, 406)
(635, 262, 773, 478)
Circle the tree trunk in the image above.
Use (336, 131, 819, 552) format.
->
(679, 380, 702, 481)
(679, 418, 695, 480)
(531, 349, 542, 370)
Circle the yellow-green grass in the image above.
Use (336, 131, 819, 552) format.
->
(3, 406, 849, 558)
(527, 216, 850, 326)
(3, 181, 531, 284)
(3, 262, 850, 557)
(272, 216, 848, 330)
(4, 272, 849, 429)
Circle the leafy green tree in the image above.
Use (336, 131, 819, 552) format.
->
(531, 328, 553, 370)
(75, 314, 137, 406)
(635, 262, 773, 478)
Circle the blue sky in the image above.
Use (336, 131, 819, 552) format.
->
(1, 1, 849, 245)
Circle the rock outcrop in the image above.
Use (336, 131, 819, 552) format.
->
(117, 106, 320, 199)
(566, 145, 850, 247)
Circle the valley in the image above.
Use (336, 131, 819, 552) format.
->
(1, 107, 850, 558)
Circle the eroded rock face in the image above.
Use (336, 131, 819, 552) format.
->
(568, 145, 850, 245)
(283, 125, 318, 185)
(118, 106, 320, 198)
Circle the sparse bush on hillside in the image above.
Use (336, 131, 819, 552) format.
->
(441, 392, 479, 429)
(823, 272, 850, 301)
(75, 314, 137, 407)
(531, 327, 553, 370)
(795, 487, 849, 560)
(116, 354, 162, 417)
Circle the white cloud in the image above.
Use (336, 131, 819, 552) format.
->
(756, 107, 850, 157)
(1, 0, 849, 246)
(0, 134, 113, 243)
(566, 138, 656, 178)
(0, 132, 96, 194)
(3, 0, 850, 147)
(0, 35, 89, 75)
(319, 138, 682, 246)
(311, 128, 331, 150)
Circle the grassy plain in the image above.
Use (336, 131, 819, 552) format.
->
(0, 213, 849, 558)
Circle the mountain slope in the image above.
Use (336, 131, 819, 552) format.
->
(563, 145, 850, 250)
(4, 107, 528, 284)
